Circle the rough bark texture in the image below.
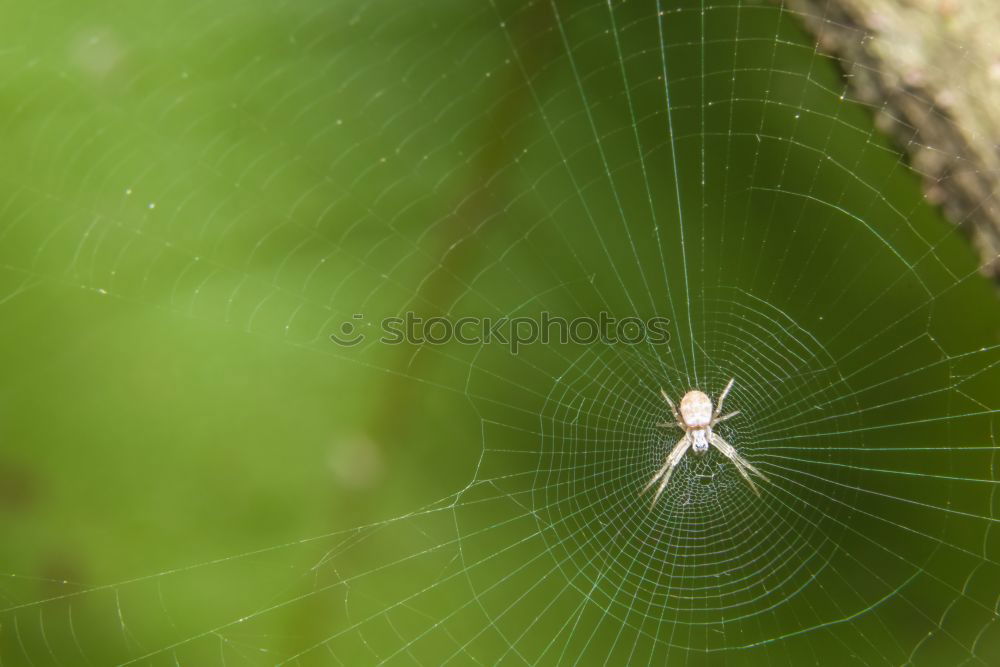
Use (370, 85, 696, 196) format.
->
(784, 0, 1000, 281)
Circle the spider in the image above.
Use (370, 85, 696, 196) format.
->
(642, 378, 769, 506)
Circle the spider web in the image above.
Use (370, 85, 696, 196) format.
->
(1, 0, 999, 664)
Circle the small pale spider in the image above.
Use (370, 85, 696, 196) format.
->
(642, 378, 769, 506)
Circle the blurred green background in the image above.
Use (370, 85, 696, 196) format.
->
(1, 0, 999, 664)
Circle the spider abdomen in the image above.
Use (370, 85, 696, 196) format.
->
(679, 390, 713, 428)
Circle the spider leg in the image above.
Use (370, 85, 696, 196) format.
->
(708, 432, 769, 496)
(712, 410, 740, 426)
(656, 421, 684, 429)
(641, 434, 687, 495)
(660, 388, 681, 423)
(641, 434, 691, 507)
(713, 378, 735, 419)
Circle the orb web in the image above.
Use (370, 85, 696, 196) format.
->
(1, 0, 999, 664)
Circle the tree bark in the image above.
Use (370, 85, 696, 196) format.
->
(784, 0, 1000, 282)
